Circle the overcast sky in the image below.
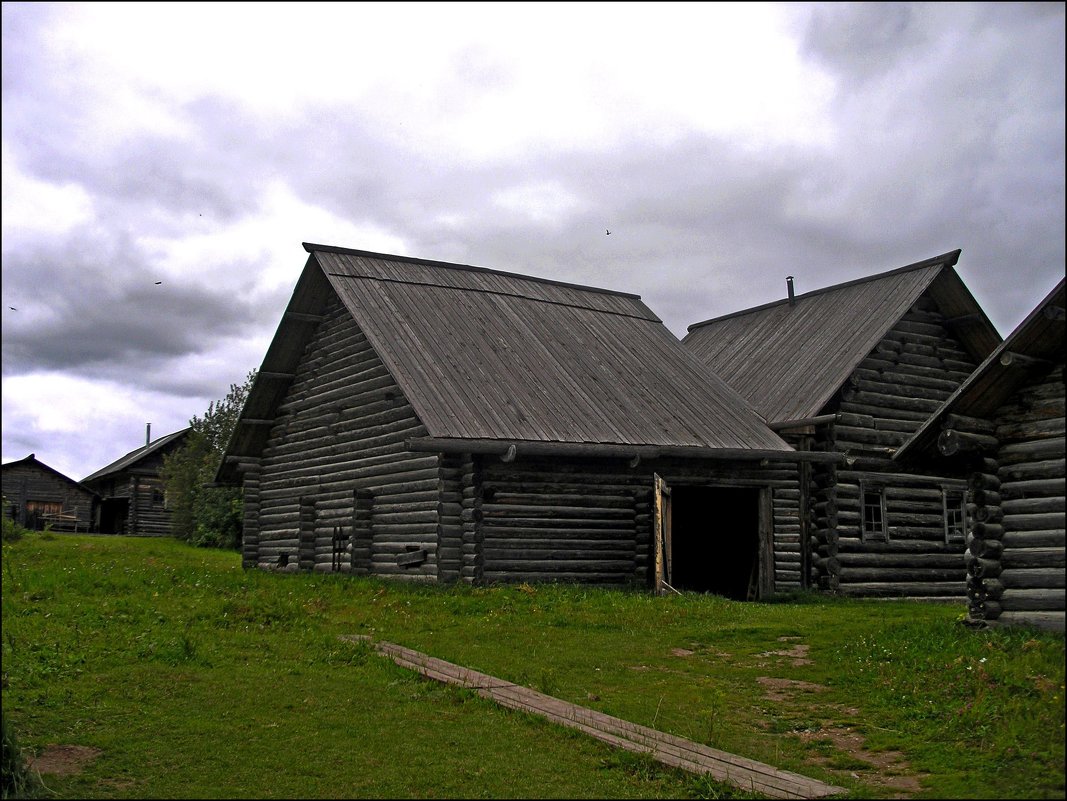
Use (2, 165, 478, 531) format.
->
(2, 2, 1064, 482)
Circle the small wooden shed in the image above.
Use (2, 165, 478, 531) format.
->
(683, 251, 1002, 599)
(217, 244, 839, 596)
(2, 454, 97, 531)
(895, 279, 1065, 631)
(81, 428, 191, 536)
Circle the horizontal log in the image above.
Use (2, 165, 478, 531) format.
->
(838, 581, 965, 598)
(836, 471, 967, 489)
(1003, 512, 1065, 531)
(840, 567, 965, 583)
(999, 568, 1066, 589)
(481, 559, 637, 572)
(996, 418, 1066, 443)
(1001, 529, 1065, 549)
(999, 438, 1066, 465)
(998, 588, 1066, 611)
(837, 552, 964, 568)
(998, 458, 1065, 483)
(1002, 496, 1065, 516)
(836, 537, 962, 554)
(482, 525, 637, 539)
(1000, 547, 1065, 569)
(992, 611, 1065, 631)
(1000, 477, 1066, 500)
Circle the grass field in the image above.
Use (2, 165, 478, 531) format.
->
(2, 531, 1063, 799)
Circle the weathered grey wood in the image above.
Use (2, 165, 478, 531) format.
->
(358, 638, 845, 799)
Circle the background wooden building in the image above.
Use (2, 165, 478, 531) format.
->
(683, 251, 1001, 599)
(217, 244, 838, 595)
(896, 279, 1065, 631)
(2, 454, 97, 531)
(82, 428, 190, 536)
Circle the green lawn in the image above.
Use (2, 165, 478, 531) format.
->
(2, 532, 1063, 798)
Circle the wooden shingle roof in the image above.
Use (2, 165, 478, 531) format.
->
(682, 251, 1001, 425)
(895, 278, 1065, 462)
(219, 245, 794, 480)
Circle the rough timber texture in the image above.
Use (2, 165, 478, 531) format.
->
(896, 280, 1065, 630)
(969, 364, 1065, 631)
(246, 294, 437, 579)
(824, 307, 980, 598)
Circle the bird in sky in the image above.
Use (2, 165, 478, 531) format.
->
(8, 306, 16, 311)
(606, 229, 611, 235)
(155, 281, 163, 285)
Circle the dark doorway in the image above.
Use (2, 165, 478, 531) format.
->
(669, 486, 760, 599)
(99, 498, 129, 535)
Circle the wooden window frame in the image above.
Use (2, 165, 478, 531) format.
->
(942, 488, 968, 545)
(860, 483, 889, 543)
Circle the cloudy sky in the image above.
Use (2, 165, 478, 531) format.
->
(2, 2, 1064, 482)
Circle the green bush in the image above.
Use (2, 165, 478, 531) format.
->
(1, 710, 41, 799)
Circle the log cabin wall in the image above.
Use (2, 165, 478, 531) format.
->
(1, 461, 95, 532)
(969, 363, 1065, 631)
(127, 474, 173, 537)
(475, 457, 646, 586)
(249, 294, 437, 579)
(817, 302, 980, 598)
(470, 456, 798, 592)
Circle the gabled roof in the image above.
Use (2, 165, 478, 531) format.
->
(81, 428, 191, 484)
(895, 278, 1065, 462)
(682, 250, 1001, 424)
(220, 244, 793, 479)
(2, 453, 98, 496)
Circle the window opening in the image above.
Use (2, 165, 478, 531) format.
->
(943, 488, 968, 544)
(861, 485, 888, 542)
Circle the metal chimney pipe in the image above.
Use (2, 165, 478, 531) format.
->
(786, 276, 795, 306)
(146, 423, 151, 446)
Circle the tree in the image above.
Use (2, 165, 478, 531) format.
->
(161, 369, 256, 549)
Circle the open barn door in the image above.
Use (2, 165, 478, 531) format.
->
(652, 474, 674, 595)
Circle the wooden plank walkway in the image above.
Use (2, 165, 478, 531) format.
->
(346, 636, 845, 799)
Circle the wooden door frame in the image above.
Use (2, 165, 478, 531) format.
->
(653, 476, 774, 599)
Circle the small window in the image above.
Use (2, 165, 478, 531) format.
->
(943, 489, 968, 544)
(861, 485, 888, 542)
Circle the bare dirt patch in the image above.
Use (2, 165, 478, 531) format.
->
(756, 675, 827, 702)
(28, 744, 101, 776)
(756, 670, 926, 797)
(796, 726, 926, 797)
(759, 642, 813, 666)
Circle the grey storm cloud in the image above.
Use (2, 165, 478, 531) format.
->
(1, 229, 284, 390)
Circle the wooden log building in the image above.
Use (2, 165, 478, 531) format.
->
(2, 454, 97, 532)
(895, 279, 1065, 631)
(216, 244, 840, 596)
(683, 251, 1002, 599)
(81, 428, 191, 536)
